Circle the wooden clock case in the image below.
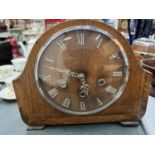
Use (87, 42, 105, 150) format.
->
(13, 20, 152, 127)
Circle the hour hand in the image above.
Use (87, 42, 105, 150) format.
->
(79, 85, 89, 97)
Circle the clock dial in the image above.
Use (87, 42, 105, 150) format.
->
(35, 26, 129, 115)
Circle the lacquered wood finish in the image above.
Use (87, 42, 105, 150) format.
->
(13, 20, 152, 126)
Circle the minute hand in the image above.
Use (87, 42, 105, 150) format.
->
(49, 66, 82, 79)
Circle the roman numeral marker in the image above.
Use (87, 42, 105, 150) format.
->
(44, 57, 55, 64)
(112, 71, 123, 77)
(95, 34, 101, 40)
(80, 101, 86, 111)
(96, 34, 103, 48)
(76, 33, 84, 45)
(97, 98, 103, 106)
(57, 39, 66, 51)
(62, 98, 70, 109)
(109, 53, 120, 61)
(105, 85, 117, 94)
(43, 75, 52, 82)
(48, 88, 59, 98)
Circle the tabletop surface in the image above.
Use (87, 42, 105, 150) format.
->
(0, 95, 154, 135)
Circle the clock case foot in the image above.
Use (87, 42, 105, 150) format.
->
(26, 122, 140, 130)
(27, 125, 46, 130)
(120, 121, 140, 126)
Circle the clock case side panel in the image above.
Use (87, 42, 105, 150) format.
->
(138, 70, 152, 118)
(13, 20, 151, 126)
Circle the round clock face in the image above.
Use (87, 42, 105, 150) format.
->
(35, 26, 129, 115)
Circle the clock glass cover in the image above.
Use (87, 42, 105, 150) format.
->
(35, 26, 129, 115)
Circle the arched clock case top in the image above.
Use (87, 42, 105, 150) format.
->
(13, 20, 152, 126)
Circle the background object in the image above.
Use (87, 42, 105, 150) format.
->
(141, 58, 155, 97)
